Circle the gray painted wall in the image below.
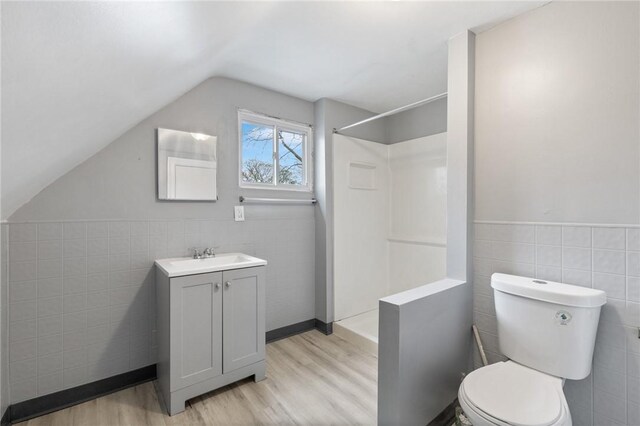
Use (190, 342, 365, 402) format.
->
(1, 225, 7, 416)
(385, 97, 447, 144)
(10, 77, 315, 221)
(475, 2, 639, 224)
(1, 48, 7, 410)
(473, 3, 639, 425)
(447, 30, 474, 284)
(6, 77, 316, 403)
(378, 280, 471, 426)
(5, 71, 448, 403)
(313, 101, 329, 324)
(327, 100, 389, 144)
(313, 98, 388, 323)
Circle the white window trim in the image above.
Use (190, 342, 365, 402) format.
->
(238, 109, 313, 192)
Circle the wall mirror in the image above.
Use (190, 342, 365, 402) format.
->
(157, 128, 218, 201)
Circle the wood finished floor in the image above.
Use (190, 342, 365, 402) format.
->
(17, 330, 378, 425)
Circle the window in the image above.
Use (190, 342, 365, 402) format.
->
(239, 110, 312, 191)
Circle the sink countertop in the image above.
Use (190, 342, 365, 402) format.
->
(155, 253, 267, 277)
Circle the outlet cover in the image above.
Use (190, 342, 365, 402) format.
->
(234, 206, 245, 222)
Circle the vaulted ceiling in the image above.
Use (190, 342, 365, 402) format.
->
(1, 1, 546, 218)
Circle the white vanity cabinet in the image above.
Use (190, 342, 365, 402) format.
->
(155, 256, 266, 415)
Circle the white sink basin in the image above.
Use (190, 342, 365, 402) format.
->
(155, 253, 267, 277)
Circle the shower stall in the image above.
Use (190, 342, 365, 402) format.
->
(332, 131, 447, 352)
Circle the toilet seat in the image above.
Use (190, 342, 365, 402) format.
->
(459, 388, 512, 426)
(458, 361, 571, 426)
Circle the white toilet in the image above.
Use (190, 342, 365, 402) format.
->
(459, 273, 607, 426)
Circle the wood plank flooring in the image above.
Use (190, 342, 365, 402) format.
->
(17, 330, 378, 425)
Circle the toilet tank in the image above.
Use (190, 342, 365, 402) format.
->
(491, 273, 606, 380)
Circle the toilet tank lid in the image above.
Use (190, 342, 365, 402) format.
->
(491, 273, 606, 308)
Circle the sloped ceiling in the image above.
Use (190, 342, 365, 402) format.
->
(1, 1, 546, 219)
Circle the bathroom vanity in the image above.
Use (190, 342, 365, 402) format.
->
(155, 253, 267, 415)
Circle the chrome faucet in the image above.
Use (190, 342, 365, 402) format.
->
(192, 248, 203, 259)
(203, 248, 216, 258)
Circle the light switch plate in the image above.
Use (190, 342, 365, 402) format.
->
(234, 206, 245, 222)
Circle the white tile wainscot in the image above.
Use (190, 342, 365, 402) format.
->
(473, 221, 640, 426)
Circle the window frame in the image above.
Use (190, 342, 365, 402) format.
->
(238, 109, 313, 192)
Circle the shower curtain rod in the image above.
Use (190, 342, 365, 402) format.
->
(334, 92, 447, 134)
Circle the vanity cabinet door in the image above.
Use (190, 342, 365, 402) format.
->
(170, 272, 223, 391)
(222, 267, 265, 373)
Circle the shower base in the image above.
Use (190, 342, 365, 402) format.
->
(334, 309, 379, 356)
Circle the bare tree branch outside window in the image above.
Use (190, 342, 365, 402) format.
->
(241, 122, 305, 186)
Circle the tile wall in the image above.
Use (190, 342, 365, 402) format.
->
(473, 222, 639, 426)
(6, 217, 314, 403)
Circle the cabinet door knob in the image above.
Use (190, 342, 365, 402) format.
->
(225, 281, 231, 288)
(215, 283, 220, 290)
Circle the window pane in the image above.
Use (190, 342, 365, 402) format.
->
(277, 129, 305, 185)
(241, 122, 274, 184)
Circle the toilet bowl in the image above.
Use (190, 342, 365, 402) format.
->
(458, 361, 571, 426)
(457, 274, 606, 426)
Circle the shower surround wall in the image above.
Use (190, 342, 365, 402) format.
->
(333, 133, 447, 322)
(5, 77, 315, 403)
(388, 134, 447, 295)
(333, 135, 389, 321)
(474, 2, 639, 426)
(313, 97, 447, 326)
(313, 98, 388, 327)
